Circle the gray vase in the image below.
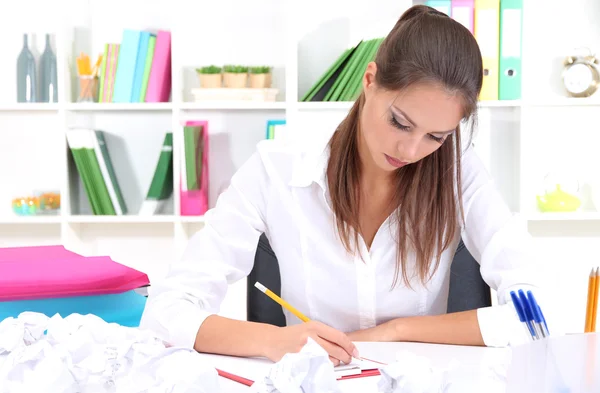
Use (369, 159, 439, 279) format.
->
(16, 33, 37, 103)
(39, 34, 58, 103)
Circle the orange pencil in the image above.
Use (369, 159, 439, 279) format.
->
(591, 267, 599, 332)
(585, 268, 596, 333)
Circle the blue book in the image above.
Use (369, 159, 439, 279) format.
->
(131, 31, 152, 102)
(112, 29, 142, 103)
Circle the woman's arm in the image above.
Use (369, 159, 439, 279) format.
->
(347, 310, 484, 346)
(140, 150, 271, 349)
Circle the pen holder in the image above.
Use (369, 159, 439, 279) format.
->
(77, 75, 98, 102)
(506, 333, 600, 393)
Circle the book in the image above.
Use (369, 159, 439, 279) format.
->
(139, 132, 173, 215)
(145, 30, 172, 102)
(112, 29, 142, 103)
(131, 31, 153, 102)
(91, 130, 127, 215)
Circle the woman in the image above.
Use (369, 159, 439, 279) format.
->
(141, 5, 545, 365)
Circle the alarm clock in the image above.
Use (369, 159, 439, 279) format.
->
(562, 49, 600, 98)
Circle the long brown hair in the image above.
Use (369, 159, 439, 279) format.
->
(327, 5, 483, 288)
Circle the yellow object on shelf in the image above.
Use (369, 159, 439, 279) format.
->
(536, 184, 581, 212)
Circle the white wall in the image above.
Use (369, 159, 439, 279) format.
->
(0, 0, 598, 334)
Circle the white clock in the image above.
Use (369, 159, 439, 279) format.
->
(562, 50, 600, 98)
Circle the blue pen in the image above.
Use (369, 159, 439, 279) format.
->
(527, 290, 550, 337)
(518, 289, 541, 340)
(510, 291, 535, 340)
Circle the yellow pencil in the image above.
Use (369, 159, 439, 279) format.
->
(592, 267, 599, 332)
(255, 281, 386, 364)
(254, 281, 310, 322)
(585, 268, 595, 333)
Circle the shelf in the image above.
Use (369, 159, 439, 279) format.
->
(179, 216, 206, 223)
(524, 97, 600, 107)
(479, 100, 522, 107)
(295, 102, 354, 110)
(526, 212, 600, 221)
(67, 215, 178, 223)
(295, 100, 522, 110)
(179, 102, 286, 110)
(0, 103, 60, 112)
(65, 103, 173, 111)
(0, 216, 62, 224)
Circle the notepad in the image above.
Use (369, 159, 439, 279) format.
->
(196, 352, 381, 386)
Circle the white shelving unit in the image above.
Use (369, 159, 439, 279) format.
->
(1, 0, 599, 330)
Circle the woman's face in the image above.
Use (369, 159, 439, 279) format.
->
(360, 62, 465, 172)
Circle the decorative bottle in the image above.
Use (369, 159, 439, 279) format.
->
(16, 33, 37, 103)
(39, 34, 58, 103)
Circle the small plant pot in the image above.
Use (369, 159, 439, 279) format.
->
(249, 73, 268, 88)
(198, 73, 222, 88)
(224, 72, 248, 88)
(265, 72, 272, 88)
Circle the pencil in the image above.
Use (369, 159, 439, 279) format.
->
(254, 281, 310, 322)
(592, 267, 599, 332)
(254, 281, 386, 365)
(585, 268, 596, 333)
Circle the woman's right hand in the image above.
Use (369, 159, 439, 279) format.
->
(263, 321, 359, 366)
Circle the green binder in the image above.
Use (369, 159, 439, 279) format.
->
(91, 130, 126, 215)
(325, 41, 368, 101)
(342, 38, 383, 101)
(499, 0, 523, 100)
(301, 45, 358, 102)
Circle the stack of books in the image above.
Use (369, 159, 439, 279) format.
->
(301, 38, 383, 102)
(98, 29, 172, 103)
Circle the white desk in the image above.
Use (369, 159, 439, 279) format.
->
(215, 341, 510, 392)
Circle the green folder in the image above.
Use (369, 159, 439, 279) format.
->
(97, 44, 109, 103)
(499, 0, 523, 100)
(184, 125, 202, 190)
(84, 138, 116, 215)
(146, 132, 173, 200)
(324, 41, 368, 101)
(139, 35, 156, 102)
(301, 44, 359, 102)
(70, 145, 100, 215)
(342, 38, 383, 101)
(92, 130, 127, 215)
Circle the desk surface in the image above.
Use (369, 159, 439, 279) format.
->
(216, 341, 510, 392)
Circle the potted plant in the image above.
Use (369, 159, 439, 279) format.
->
(223, 65, 248, 88)
(196, 65, 222, 88)
(249, 66, 271, 88)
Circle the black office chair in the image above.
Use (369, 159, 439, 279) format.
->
(247, 233, 491, 326)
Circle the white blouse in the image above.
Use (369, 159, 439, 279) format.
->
(140, 137, 549, 350)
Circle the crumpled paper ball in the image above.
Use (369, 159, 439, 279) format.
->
(251, 337, 342, 393)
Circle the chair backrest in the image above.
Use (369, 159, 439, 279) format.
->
(247, 234, 491, 326)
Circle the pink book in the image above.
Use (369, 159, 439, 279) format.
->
(145, 30, 171, 102)
(451, 0, 474, 33)
(181, 120, 209, 215)
(0, 247, 149, 301)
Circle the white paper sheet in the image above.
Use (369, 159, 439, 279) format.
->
(0, 312, 220, 393)
(377, 350, 508, 393)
